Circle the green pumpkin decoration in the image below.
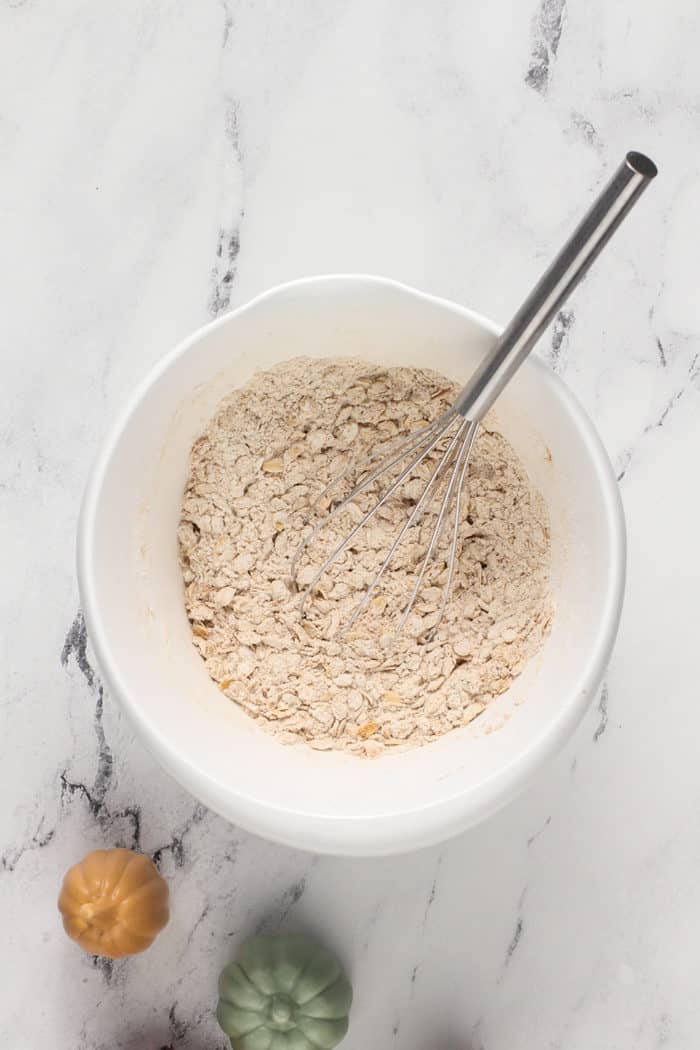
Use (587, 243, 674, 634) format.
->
(217, 933, 352, 1050)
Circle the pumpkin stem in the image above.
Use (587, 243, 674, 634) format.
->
(80, 899, 122, 927)
(269, 995, 293, 1026)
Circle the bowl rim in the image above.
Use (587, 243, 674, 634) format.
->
(77, 273, 626, 854)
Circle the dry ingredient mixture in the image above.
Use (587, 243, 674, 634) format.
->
(178, 357, 552, 756)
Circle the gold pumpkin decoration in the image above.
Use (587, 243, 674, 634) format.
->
(58, 848, 169, 958)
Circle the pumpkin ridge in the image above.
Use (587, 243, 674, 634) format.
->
(236, 959, 262, 993)
(90, 848, 127, 895)
(295, 1034, 323, 1050)
(288, 949, 317, 999)
(71, 865, 94, 902)
(219, 962, 269, 1012)
(295, 975, 353, 1020)
(236, 954, 278, 997)
(122, 911, 170, 937)
(216, 1001, 267, 1037)
(238, 935, 279, 995)
(290, 946, 341, 1006)
(295, 1014, 349, 1048)
(114, 913, 163, 944)
(119, 878, 169, 908)
(109, 850, 148, 899)
(112, 922, 152, 944)
(58, 885, 87, 912)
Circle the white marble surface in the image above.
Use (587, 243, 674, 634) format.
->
(2, 1, 699, 1047)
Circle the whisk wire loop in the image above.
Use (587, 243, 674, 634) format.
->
(294, 409, 460, 622)
(396, 419, 478, 639)
(340, 414, 473, 637)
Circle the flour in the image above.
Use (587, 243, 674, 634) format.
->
(178, 357, 552, 756)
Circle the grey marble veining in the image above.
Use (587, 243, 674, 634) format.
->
(2, 1, 699, 1047)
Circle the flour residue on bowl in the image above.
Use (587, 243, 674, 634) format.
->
(177, 357, 553, 756)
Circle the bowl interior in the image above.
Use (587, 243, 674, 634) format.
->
(80, 277, 623, 854)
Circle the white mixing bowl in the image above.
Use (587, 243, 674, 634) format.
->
(78, 275, 625, 856)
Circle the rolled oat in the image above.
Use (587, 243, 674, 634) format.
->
(178, 357, 552, 755)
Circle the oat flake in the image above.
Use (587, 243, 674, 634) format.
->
(178, 357, 552, 756)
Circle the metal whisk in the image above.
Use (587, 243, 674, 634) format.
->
(291, 152, 657, 638)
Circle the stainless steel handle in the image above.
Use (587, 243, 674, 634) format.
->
(455, 151, 658, 420)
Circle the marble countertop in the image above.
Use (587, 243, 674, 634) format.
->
(2, 1, 698, 1047)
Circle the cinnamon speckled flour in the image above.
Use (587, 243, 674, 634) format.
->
(178, 358, 552, 756)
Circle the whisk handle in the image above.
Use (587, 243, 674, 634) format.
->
(455, 150, 658, 420)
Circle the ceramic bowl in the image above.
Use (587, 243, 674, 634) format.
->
(78, 275, 625, 856)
